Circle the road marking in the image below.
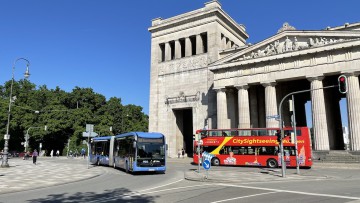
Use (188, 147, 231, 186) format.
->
(218, 183, 360, 200)
(211, 191, 278, 203)
(138, 183, 216, 195)
(91, 184, 216, 203)
(139, 179, 183, 192)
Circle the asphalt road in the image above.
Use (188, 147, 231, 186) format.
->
(1, 158, 360, 203)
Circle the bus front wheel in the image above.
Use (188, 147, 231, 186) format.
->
(267, 158, 278, 168)
(212, 158, 220, 166)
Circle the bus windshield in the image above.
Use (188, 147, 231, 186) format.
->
(137, 139, 165, 159)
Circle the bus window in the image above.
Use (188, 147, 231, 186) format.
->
(239, 147, 246, 155)
(230, 130, 238, 136)
(202, 146, 217, 154)
(247, 147, 255, 155)
(258, 146, 277, 155)
(232, 146, 240, 155)
(284, 146, 296, 156)
(239, 130, 251, 136)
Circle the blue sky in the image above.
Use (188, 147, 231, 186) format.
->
(0, 0, 358, 126)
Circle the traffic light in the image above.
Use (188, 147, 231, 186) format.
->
(338, 75, 348, 94)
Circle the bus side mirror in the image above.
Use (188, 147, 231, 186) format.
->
(133, 141, 137, 148)
(166, 144, 168, 150)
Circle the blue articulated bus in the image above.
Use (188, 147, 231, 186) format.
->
(90, 132, 166, 173)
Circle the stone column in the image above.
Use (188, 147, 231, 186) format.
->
(308, 76, 330, 150)
(345, 72, 360, 151)
(175, 39, 181, 59)
(215, 87, 228, 129)
(226, 38, 231, 49)
(185, 37, 192, 57)
(196, 34, 203, 55)
(262, 82, 278, 128)
(249, 87, 259, 128)
(221, 35, 226, 50)
(227, 89, 236, 128)
(165, 42, 171, 61)
(236, 85, 251, 128)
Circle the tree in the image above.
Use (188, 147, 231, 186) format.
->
(0, 80, 149, 154)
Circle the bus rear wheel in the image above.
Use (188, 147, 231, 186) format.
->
(267, 158, 278, 168)
(211, 158, 220, 166)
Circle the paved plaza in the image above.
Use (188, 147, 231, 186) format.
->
(1, 156, 360, 195)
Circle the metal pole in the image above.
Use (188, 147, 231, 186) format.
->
(67, 138, 70, 157)
(197, 140, 200, 173)
(87, 131, 91, 169)
(2, 58, 30, 168)
(292, 95, 300, 175)
(278, 85, 337, 177)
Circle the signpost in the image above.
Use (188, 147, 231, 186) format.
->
(203, 159, 210, 170)
(85, 124, 94, 169)
(202, 159, 210, 179)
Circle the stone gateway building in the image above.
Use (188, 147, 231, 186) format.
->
(148, 0, 360, 157)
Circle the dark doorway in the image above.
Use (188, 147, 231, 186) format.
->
(174, 108, 193, 157)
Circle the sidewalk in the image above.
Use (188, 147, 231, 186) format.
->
(0, 157, 104, 194)
(184, 161, 360, 183)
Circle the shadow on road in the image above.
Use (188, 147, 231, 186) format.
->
(27, 188, 158, 203)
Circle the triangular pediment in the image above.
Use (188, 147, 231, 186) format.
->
(211, 30, 360, 67)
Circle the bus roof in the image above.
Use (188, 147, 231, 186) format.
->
(115, 132, 164, 139)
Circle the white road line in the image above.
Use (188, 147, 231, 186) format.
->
(139, 179, 184, 192)
(138, 183, 217, 195)
(210, 191, 278, 203)
(218, 183, 360, 200)
(92, 184, 216, 203)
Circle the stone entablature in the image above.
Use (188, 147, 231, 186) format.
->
(211, 40, 360, 88)
(149, 1, 248, 42)
(158, 54, 209, 77)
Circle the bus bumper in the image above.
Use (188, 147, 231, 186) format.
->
(132, 165, 166, 172)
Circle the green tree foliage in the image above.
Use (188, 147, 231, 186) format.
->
(0, 80, 148, 155)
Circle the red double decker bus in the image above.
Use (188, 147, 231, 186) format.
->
(193, 127, 312, 168)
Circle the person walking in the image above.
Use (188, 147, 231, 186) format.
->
(178, 149, 181, 158)
(56, 150, 60, 157)
(81, 148, 86, 159)
(32, 149, 38, 165)
(181, 148, 185, 158)
(50, 149, 54, 158)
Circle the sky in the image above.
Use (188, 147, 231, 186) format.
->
(0, 0, 359, 126)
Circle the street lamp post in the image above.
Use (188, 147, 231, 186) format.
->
(1, 58, 30, 168)
(122, 113, 129, 133)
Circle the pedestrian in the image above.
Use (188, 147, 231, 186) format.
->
(50, 149, 53, 158)
(181, 148, 185, 158)
(56, 150, 60, 157)
(178, 149, 181, 158)
(81, 148, 86, 159)
(32, 149, 38, 165)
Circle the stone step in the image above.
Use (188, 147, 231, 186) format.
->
(313, 150, 360, 163)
